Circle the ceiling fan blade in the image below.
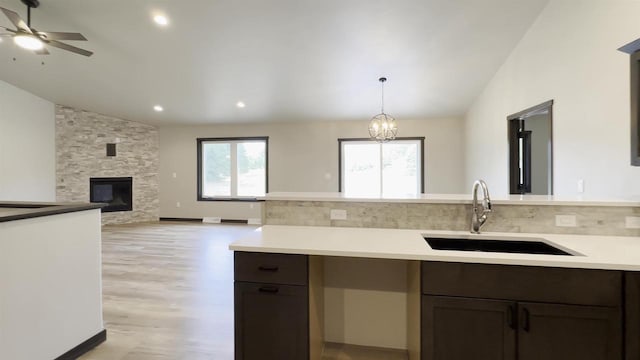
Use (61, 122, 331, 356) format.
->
(0, 25, 16, 33)
(35, 47, 49, 55)
(0, 7, 31, 33)
(36, 31, 87, 41)
(46, 39, 93, 57)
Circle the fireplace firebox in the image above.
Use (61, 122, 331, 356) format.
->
(90, 177, 133, 212)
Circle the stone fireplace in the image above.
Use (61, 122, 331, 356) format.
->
(55, 105, 159, 225)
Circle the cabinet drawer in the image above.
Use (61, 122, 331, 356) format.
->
(235, 252, 308, 285)
(422, 261, 622, 307)
(235, 282, 309, 360)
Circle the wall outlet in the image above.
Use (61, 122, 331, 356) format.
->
(176, 201, 181, 208)
(330, 209, 347, 220)
(555, 215, 577, 227)
(202, 217, 221, 224)
(248, 218, 262, 225)
(626, 216, 640, 229)
(172, 172, 177, 178)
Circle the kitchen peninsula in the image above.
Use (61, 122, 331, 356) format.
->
(230, 192, 640, 360)
(0, 202, 106, 360)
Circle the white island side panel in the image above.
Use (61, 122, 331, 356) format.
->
(0, 209, 103, 360)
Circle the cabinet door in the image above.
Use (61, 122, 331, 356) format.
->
(422, 296, 516, 360)
(518, 302, 622, 360)
(235, 282, 308, 360)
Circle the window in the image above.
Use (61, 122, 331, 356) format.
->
(338, 138, 424, 197)
(197, 137, 268, 200)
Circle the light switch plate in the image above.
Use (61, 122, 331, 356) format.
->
(555, 215, 577, 227)
(330, 209, 347, 220)
(626, 216, 640, 229)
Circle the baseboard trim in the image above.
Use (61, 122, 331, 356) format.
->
(55, 329, 107, 360)
(159, 217, 203, 222)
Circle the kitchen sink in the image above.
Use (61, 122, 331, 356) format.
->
(424, 235, 577, 256)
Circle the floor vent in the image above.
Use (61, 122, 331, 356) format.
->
(202, 217, 222, 224)
(221, 219, 249, 224)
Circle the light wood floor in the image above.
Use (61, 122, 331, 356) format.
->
(80, 222, 248, 360)
(80, 222, 408, 360)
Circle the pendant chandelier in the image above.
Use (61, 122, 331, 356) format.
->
(368, 77, 398, 142)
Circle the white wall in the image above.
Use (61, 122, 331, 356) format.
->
(465, 0, 640, 198)
(0, 80, 55, 201)
(159, 118, 465, 219)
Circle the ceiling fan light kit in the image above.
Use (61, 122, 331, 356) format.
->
(0, 0, 93, 56)
(14, 33, 42, 50)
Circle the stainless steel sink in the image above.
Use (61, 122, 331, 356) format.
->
(423, 234, 579, 256)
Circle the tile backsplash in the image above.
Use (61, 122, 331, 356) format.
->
(265, 200, 640, 237)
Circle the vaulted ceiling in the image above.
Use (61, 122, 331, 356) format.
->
(0, 0, 549, 125)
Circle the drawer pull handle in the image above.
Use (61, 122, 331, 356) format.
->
(258, 265, 279, 272)
(258, 286, 279, 294)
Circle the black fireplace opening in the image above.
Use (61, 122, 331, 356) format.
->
(90, 177, 133, 213)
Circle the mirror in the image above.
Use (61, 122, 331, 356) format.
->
(508, 100, 553, 195)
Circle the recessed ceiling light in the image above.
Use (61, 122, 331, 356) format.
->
(153, 14, 169, 26)
(236, 101, 246, 108)
(153, 105, 164, 112)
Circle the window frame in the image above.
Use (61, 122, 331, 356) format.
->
(197, 136, 269, 202)
(338, 137, 425, 194)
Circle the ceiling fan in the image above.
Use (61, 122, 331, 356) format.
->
(0, 0, 93, 56)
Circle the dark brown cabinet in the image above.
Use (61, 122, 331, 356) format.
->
(421, 296, 516, 360)
(626, 272, 640, 360)
(518, 302, 621, 360)
(234, 252, 309, 360)
(422, 262, 624, 360)
(234, 282, 308, 360)
(233, 252, 632, 360)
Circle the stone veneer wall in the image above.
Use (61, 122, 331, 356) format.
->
(265, 201, 640, 237)
(55, 105, 159, 225)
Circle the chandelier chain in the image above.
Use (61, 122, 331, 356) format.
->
(381, 80, 385, 114)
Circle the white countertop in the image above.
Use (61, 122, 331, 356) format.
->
(262, 192, 640, 207)
(229, 225, 640, 271)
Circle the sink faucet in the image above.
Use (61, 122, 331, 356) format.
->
(471, 180, 492, 234)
